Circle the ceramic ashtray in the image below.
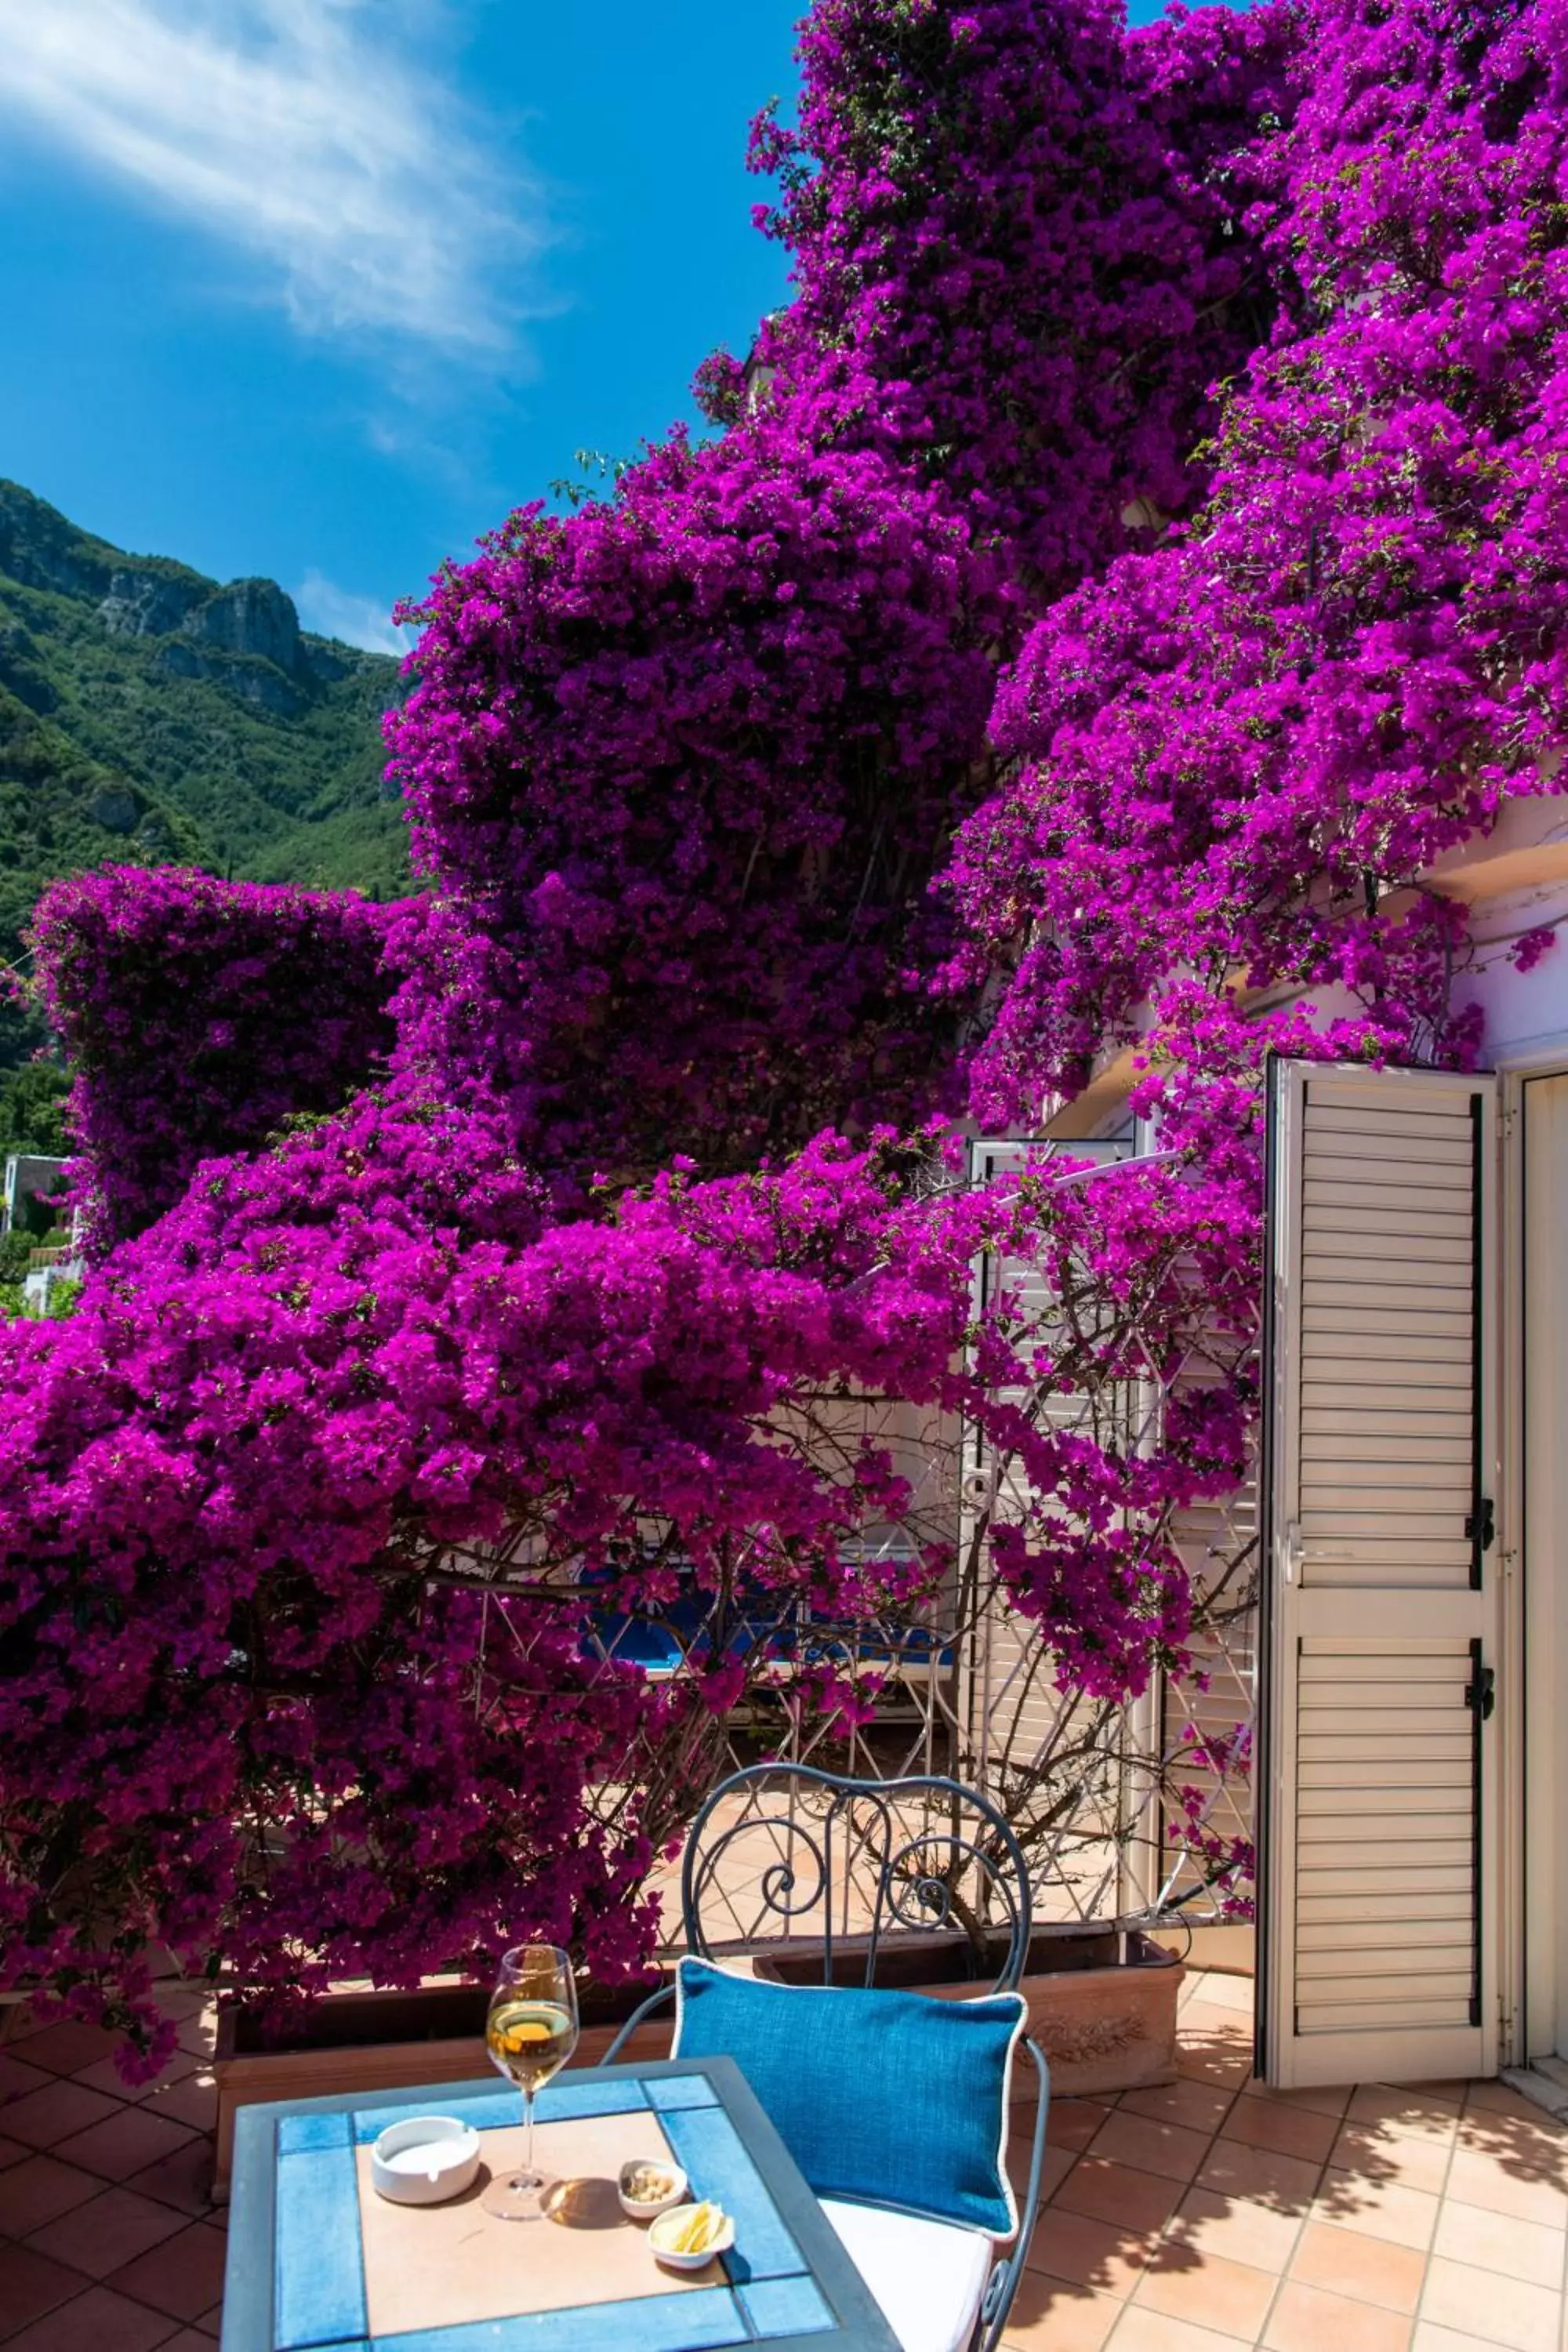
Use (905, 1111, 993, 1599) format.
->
(649, 2199, 735, 2269)
(369, 2115, 483, 2206)
(618, 2158, 688, 2221)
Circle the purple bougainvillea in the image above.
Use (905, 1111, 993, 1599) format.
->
(5, 0, 1567, 2056)
(385, 424, 1007, 1197)
(31, 869, 408, 1255)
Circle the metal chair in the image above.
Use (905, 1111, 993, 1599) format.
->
(604, 1762, 1051, 2352)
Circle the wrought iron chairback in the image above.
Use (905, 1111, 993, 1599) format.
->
(678, 1762, 1034, 1994)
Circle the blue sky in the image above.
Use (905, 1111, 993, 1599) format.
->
(0, 0, 1174, 653)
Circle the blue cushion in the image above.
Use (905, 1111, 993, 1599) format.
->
(672, 1956, 1025, 2238)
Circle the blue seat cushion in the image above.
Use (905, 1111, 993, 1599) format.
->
(672, 1956, 1025, 2238)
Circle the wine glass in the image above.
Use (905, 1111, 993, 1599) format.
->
(480, 1944, 579, 2220)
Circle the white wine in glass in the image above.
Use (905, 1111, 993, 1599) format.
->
(481, 1944, 579, 2220)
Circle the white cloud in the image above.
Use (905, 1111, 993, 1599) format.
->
(296, 568, 416, 656)
(0, 0, 546, 350)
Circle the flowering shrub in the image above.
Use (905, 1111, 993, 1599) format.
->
(949, 0, 1568, 1115)
(747, 0, 1295, 597)
(387, 425, 1005, 1193)
(30, 869, 406, 1256)
(0, 1078, 1255, 2055)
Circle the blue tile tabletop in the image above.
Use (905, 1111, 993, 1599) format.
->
(222, 2055, 902, 2352)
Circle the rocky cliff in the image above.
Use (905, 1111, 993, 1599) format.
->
(0, 478, 412, 952)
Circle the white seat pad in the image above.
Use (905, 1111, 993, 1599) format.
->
(822, 2196, 995, 2352)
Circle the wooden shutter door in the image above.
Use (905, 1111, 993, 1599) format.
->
(1257, 1061, 1500, 2088)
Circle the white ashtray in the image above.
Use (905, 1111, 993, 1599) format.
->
(369, 2115, 482, 2205)
(619, 2158, 688, 2221)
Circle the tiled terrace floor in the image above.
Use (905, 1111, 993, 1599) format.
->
(1000, 1970, 1568, 2352)
(2, 1965, 1566, 2352)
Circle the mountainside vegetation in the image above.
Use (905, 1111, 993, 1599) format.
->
(0, 478, 410, 956)
(0, 478, 412, 1152)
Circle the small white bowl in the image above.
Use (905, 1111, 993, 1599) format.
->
(369, 2115, 482, 2206)
(619, 2159, 688, 2222)
(649, 2202, 735, 2270)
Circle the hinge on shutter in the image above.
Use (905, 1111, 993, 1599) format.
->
(1465, 1664, 1497, 1721)
(1465, 1497, 1495, 1552)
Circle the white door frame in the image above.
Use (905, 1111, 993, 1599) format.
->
(1498, 1054, 1568, 2064)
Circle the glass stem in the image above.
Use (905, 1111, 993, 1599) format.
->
(523, 2087, 535, 2182)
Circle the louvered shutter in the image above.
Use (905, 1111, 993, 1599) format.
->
(1257, 1061, 1500, 2089)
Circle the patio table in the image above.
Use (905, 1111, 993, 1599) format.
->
(221, 2054, 903, 2352)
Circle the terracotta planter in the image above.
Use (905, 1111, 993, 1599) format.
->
(753, 1927, 1183, 2100)
(212, 1977, 673, 2198)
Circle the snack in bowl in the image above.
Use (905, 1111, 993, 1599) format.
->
(618, 2158, 688, 2221)
(649, 2198, 735, 2270)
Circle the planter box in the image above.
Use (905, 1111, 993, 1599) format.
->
(212, 1978, 673, 2198)
(213, 1930, 1181, 2194)
(753, 1927, 1183, 2100)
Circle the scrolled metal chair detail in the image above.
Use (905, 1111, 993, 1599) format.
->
(605, 1763, 1051, 2352)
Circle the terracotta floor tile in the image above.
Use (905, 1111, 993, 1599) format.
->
(25, 2186, 187, 2279)
(8, 2024, 122, 2078)
(1130, 2241, 1279, 2339)
(147, 1988, 209, 2027)
(1443, 2149, 1568, 2230)
(1087, 2111, 1214, 2184)
(1178, 2003, 1255, 2042)
(70, 2056, 198, 2107)
(1196, 2140, 1325, 2214)
(196, 2306, 220, 2337)
(1330, 2123, 1455, 2195)
(0, 2156, 106, 2238)
(1052, 2101, 1120, 2153)
(0, 2061, 51, 2112)
(1430, 2200, 1565, 2287)
(1455, 2107, 1568, 2159)
(1193, 1976, 1255, 2018)
(1106, 2306, 1258, 2352)
(1222, 2097, 1342, 2165)
(158, 2335, 216, 2352)
(1463, 2084, 1555, 2124)
(997, 2271, 1123, 2350)
(1287, 2219, 1427, 2313)
(1418, 2258, 1562, 2352)
(1120, 2079, 1238, 2136)
(1053, 2158, 1187, 2235)
(1262, 2279, 1413, 2352)
(0, 2081, 123, 2151)
(0, 2144, 26, 2180)
(1312, 2168, 1439, 2252)
(1179, 2042, 1255, 2090)
(137, 2080, 217, 2139)
(119, 2143, 216, 2221)
(1239, 2078, 1353, 2122)
(1348, 2087, 1463, 2143)
(1166, 2187, 1305, 2274)
(0, 2238, 91, 2337)
(0, 2283, 178, 2352)
(1412, 2330, 1519, 2352)
(1025, 2209, 1158, 2299)
(53, 2110, 195, 2184)
(107, 2220, 227, 2321)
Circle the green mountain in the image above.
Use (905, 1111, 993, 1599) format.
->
(0, 478, 412, 959)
